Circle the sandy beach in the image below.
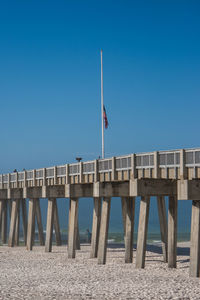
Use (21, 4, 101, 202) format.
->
(0, 242, 199, 299)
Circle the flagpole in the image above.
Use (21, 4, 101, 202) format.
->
(101, 49, 104, 159)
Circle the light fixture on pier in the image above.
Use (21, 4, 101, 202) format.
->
(76, 157, 82, 162)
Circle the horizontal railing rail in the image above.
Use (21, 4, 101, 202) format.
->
(1, 147, 200, 185)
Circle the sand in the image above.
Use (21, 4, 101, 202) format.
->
(0, 242, 199, 299)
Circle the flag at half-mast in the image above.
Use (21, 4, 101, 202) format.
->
(103, 105, 108, 129)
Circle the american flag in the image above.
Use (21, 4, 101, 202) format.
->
(103, 105, 108, 129)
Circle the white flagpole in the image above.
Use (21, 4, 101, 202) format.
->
(101, 49, 104, 159)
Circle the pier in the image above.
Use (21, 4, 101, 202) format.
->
(0, 147, 200, 277)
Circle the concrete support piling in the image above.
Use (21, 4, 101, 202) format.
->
(157, 196, 168, 262)
(0, 200, 3, 241)
(53, 199, 62, 246)
(45, 198, 55, 252)
(21, 198, 27, 245)
(32, 212, 36, 246)
(68, 199, 80, 250)
(0, 200, 3, 223)
(8, 199, 19, 247)
(135, 196, 150, 268)
(90, 197, 101, 258)
(190, 200, 200, 277)
(1, 200, 7, 244)
(121, 197, 126, 235)
(68, 198, 79, 258)
(8, 199, 12, 218)
(35, 198, 45, 246)
(68, 200, 71, 247)
(27, 199, 36, 251)
(76, 221, 80, 250)
(98, 197, 111, 265)
(124, 197, 135, 263)
(0, 200, 3, 242)
(14, 206, 20, 246)
(168, 196, 177, 268)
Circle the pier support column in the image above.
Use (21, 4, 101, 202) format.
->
(190, 200, 200, 277)
(8, 199, 12, 218)
(0, 200, 3, 240)
(53, 199, 62, 246)
(124, 197, 135, 263)
(45, 198, 55, 252)
(8, 199, 19, 247)
(98, 197, 111, 265)
(27, 199, 36, 251)
(21, 199, 27, 245)
(1, 200, 8, 244)
(68, 198, 79, 258)
(35, 199, 44, 246)
(90, 197, 101, 258)
(76, 221, 80, 250)
(0, 199, 3, 221)
(32, 212, 36, 246)
(157, 196, 168, 262)
(168, 196, 177, 268)
(136, 196, 150, 268)
(68, 199, 80, 250)
(14, 204, 20, 246)
(121, 197, 126, 235)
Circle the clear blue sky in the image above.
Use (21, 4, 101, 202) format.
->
(0, 0, 200, 173)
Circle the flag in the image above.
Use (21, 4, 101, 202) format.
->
(103, 105, 108, 129)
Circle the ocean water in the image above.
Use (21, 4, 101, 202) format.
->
(33, 197, 192, 244)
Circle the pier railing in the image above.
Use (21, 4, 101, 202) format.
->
(1, 147, 200, 188)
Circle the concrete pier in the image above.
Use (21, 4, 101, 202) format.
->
(0, 147, 200, 277)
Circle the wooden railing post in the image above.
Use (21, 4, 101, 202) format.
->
(43, 168, 46, 186)
(94, 160, 99, 182)
(66, 164, 69, 184)
(111, 157, 116, 181)
(23, 170, 27, 188)
(131, 154, 136, 179)
(180, 149, 187, 179)
(16, 172, 18, 188)
(154, 151, 160, 179)
(79, 162, 83, 183)
(7, 173, 10, 189)
(54, 166, 57, 185)
(33, 170, 36, 187)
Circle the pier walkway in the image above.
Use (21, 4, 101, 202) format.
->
(0, 147, 200, 277)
